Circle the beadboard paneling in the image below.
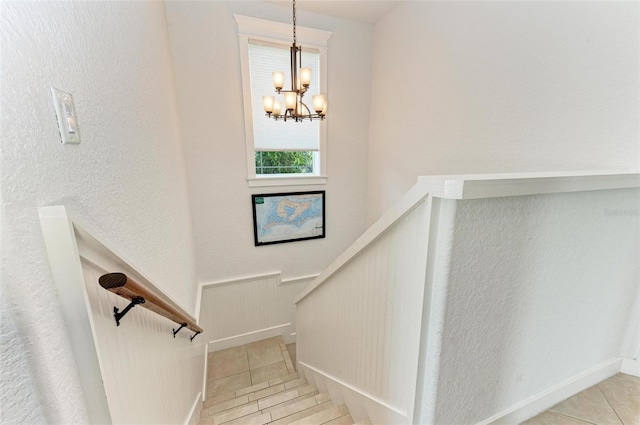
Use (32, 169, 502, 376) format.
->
(81, 259, 203, 425)
(199, 275, 313, 349)
(296, 200, 432, 421)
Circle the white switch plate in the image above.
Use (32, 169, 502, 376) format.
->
(51, 87, 80, 144)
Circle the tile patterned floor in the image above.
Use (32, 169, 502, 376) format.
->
(207, 337, 297, 398)
(523, 373, 640, 425)
(201, 337, 368, 425)
(207, 338, 637, 425)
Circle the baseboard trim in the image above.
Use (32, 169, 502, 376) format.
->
(208, 323, 292, 352)
(476, 357, 623, 425)
(202, 343, 209, 401)
(201, 272, 282, 290)
(298, 361, 409, 423)
(183, 391, 203, 425)
(280, 274, 320, 286)
(621, 357, 640, 377)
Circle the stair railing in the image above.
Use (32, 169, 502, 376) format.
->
(294, 178, 435, 424)
(99, 272, 203, 340)
(294, 171, 640, 425)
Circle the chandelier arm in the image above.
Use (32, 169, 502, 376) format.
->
(300, 101, 312, 118)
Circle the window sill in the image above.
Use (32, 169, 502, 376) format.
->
(247, 175, 328, 187)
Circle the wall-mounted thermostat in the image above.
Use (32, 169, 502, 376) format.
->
(51, 87, 80, 144)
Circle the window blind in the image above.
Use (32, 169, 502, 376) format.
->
(248, 40, 320, 152)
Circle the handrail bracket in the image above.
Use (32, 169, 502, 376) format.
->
(173, 323, 187, 338)
(114, 296, 145, 326)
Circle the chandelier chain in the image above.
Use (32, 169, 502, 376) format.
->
(292, 0, 297, 44)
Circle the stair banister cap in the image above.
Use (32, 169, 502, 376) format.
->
(418, 170, 640, 200)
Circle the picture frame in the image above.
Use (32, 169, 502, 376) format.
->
(251, 191, 325, 246)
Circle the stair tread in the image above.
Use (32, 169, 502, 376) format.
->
(205, 373, 300, 401)
(267, 393, 330, 421)
(204, 394, 251, 416)
(212, 402, 260, 425)
(203, 338, 356, 425)
(268, 401, 333, 425)
(267, 372, 300, 386)
(204, 379, 310, 418)
(258, 388, 301, 410)
(223, 412, 272, 425)
(353, 419, 372, 425)
(287, 404, 349, 425)
(205, 391, 239, 408)
(261, 392, 321, 418)
(249, 379, 307, 402)
(205, 373, 301, 407)
(324, 414, 354, 425)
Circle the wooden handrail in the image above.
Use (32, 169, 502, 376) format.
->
(99, 272, 203, 335)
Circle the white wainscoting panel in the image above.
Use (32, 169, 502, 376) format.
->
(296, 200, 432, 424)
(199, 274, 314, 351)
(40, 206, 204, 425)
(81, 260, 204, 425)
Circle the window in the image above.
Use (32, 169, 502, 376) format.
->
(235, 14, 331, 187)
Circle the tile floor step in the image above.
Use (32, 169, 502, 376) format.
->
(201, 392, 333, 425)
(206, 372, 301, 402)
(205, 373, 301, 407)
(258, 388, 301, 410)
(223, 411, 272, 425)
(212, 402, 260, 425)
(267, 373, 300, 387)
(266, 393, 330, 422)
(206, 336, 297, 400)
(203, 379, 310, 418)
(324, 415, 354, 425)
(268, 401, 334, 425)
(288, 404, 350, 425)
(203, 338, 356, 425)
(205, 391, 239, 407)
(353, 420, 372, 425)
(203, 394, 251, 417)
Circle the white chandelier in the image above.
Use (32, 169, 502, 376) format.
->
(262, 0, 327, 122)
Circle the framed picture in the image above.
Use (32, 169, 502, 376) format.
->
(252, 191, 325, 246)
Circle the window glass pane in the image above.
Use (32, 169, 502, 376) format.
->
(255, 151, 314, 174)
(248, 41, 320, 152)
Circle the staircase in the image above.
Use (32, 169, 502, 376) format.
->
(198, 336, 369, 425)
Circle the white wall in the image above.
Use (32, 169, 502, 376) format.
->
(430, 188, 640, 424)
(199, 274, 313, 351)
(367, 1, 640, 221)
(164, 1, 373, 284)
(296, 199, 432, 424)
(0, 2, 196, 423)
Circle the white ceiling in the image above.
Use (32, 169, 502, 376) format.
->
(265, 1, 401, 24)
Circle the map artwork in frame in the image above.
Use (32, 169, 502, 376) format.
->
(251, 191, 326, 246)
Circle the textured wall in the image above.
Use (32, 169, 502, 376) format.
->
(165, 1, 372, 284)
(367, 1, 640, 222)
(0, 1, 196, 423)
(432, 188, 640, 424)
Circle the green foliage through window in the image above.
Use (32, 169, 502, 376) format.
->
(255, 151, 313, 174)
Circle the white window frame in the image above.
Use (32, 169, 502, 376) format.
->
(235, 14, 331, 187)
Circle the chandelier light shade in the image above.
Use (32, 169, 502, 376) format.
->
(262, 0, 327, 122)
